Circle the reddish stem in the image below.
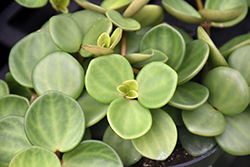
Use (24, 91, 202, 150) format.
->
(121, 32, 127, 56)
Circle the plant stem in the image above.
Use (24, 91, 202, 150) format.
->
(196, 0, 203, 10)
(196, 0, 211, 36)
(121, 32, 127, 56)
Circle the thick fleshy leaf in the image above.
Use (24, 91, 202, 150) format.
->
(49, 15, 82, 53)
(132, 5, 164, 27)
(75, 0, 106, 14)
(215, 106, 250, 155)
(32, 51, 84, 99)
(228, 45, 250, 85)
(132, 109, 177, 160)
(110, 27, 123, 49)
(80, 17, 113, 57)
(178, 126, 217, 157)
(107, 98, 152, 139)
(106, 10, 141, 31)
(204, 67, 250, 116)
(97, 33, 111, 48)
(0, 95, 29, 120)
(0, 116, 31, 167)
(182, 103, 226, 136)
(101, 0, 132, 11)
(103, 126, 142, 166)
(81, 45, 114, 56)
(24, 91, 85, 152)
(173, 26, 193, 44)
(77, 90, 109, 128)
(124, 49, 154, 64)
(62, 140, 123, 167)
(0, 80, 9, 97)
(136, 62, 178, 109)
(169, 82, 209, 110)
(162, 0, 204, 23)
(177, 40, 209, 85)
(219, 33, 250, 58)
(85, 54, 134, 104)
(122, 0, 149, 18)
(9, 146, 61, 167)
(197, 26, 228, 67)
(49, 0, 69, 13)
(9, 30, 59, 88)
(161, 105, 183, 126)
(15, 0, 47, 8)
(140, 23, 185, 71)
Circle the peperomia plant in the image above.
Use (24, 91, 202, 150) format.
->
(1, 0, 250, 167)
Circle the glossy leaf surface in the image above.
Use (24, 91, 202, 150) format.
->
(25, 91, 85, 152)
(32, 51, 84, 99)
(62, 140, 123, 167)
(0, 80, 9, 97)
(215, 107, 250, 155)
(0, 116, 31, 167)
(132, 109, 177, 160)
(85, 54, 134, 104)
(107, 98, 152, 139)
(173, 26, 193, 44)
(204, 67, 250, 116)
(182, 103, 226, 136)
(15, 0, 47, 8)
(103, 126, 142, 166)
(0, 95, 29, 120)
(177, 40, 209, 85)
(140, 23, 185, 70)
(169, 81, 209, 110)
(49, 15, 82, 53)
(9, 146, 61, 167)
(136, 62, 178, 109)
(9, 30, 59, 88)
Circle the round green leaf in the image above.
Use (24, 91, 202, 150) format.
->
(101, 0, 132, 11)
(182, 103, 226, 136)
(161, 105, 183, 126)
(173, 26, 193, 44)
(75, 0, 106, 14)
(106, 10, 141, 31)
(124, 49, 154, 64)
(24, 91, 85, 152)
(162, 0, 204, 23)
(0, 79, 9, 97)
(32, 51, 84, 99)
(132, 109, 177, 160)
(49, 15, 82, 53)
(85, 54, 134, 104)
(140, 23, 185, 71)
(77, 90, 109, 128)
(103, 126, 142, 166)
(169, 81, 209, 110)
(197, 26, 228, 67)
(9, 146, 61, 167)
(204, 67, 250, 116)
(0, 116, 31, 167)
(228, 45, 250, 85)
(0, 94, 29, 120)
(215, 106, 250, 155)
(107, 98, 152, 139)
(9, 30, 59, 88)
(177, 40, 209, 85)
(136, 62, 178, 109)
(62, 140, 123, 167)
(178, 126, 217, 157)
(15, 0, 47, 8)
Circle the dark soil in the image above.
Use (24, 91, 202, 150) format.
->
(133, 142, 197, 167)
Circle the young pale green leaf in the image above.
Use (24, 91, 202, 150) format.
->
(0, 80, 9, 97)
(169, 81, 209, 110)
(25, 91, 85, 153)
(77, 90, 109, 128)
(182, 103, 226, 136)
(0, 95, 29, 120)
(75, 0, 106, 14)
(81, 44, 114, 56)
(15, 0, 47, 8)
(122, 79, 139, 91)
(124, 49, 154, 65)
(103, 126, 142, 166)
(49, 15, 82, 53)
(140, 23, 185, 71)
(177, 40, 209, 85)
(32, 51, 84, 99)
(85, 54, 134, 104)
(107, 98, 152, 139)
(9, 30, 59, 88)
(110, 27, 123, 49)
(178, 126, 217, 157)
(162, 0, 204, 23)
(132, 109, 177, 160)
(49, 0, 70, 13)
(127, 90, 139, 99)
(101, 0, 132, 11)
(136, 62, 178, 109)
(122, 0, 150, 18)
(106, 10, 141, 31)
(204, 67, 250, 116)
(97, 32, 111, 48)
(197, 26, 228, 67)
(62, 140, 123, 167)
(215, 106, 250, 156)
(117, 85, 129, 95)
(9, 146, 61, 167)
(0, 116, 31, 167)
